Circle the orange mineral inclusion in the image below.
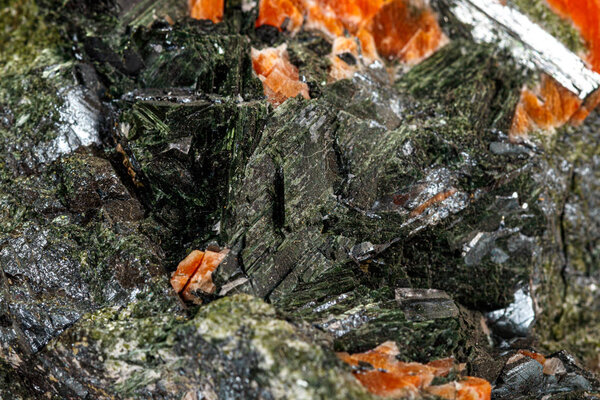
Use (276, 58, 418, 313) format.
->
(510, 74, 587, 139)
(251, 45, 310, 106)
(170, 248, 229, 303)
(329, 37, 362, 81)
(189, 0, 224, 23)
(337, 341, 491, 400)
(517, 349, 546, 366)
(170, 250, 206, 293)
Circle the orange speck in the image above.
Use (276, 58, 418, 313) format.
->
(410, 188, 458, 217)
(181, 249, 229, 302)
(252, 45, 310, 106)
(170, 250, 205, 293)
(518, 350, 547, 366)
(189, 0, 224, 23)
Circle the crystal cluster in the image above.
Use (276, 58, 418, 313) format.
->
(511, 75, 585, 137)
(338, 341, 491, 400)
(252, 0, 446, 103)
(256, 0, 445, 63)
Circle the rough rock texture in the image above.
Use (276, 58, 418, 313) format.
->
(1, 0, 600, 399)
(19, 294, 375, 399)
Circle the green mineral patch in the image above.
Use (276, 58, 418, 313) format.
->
(40, 294, 376, 399)
(0, 0, 66, 76)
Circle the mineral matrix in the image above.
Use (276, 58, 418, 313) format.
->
(1, 0, 600, 399)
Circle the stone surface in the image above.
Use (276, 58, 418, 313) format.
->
(1, 0, 600, 398)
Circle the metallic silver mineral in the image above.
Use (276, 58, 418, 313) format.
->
(435, 0, 600, 103)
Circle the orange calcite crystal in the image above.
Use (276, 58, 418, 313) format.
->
(251, 45, 310, 106)
(368, 0, 445, 63)
(510, 75, 584, 139)
(170, 249, 229, 303)
(181, 249, 229, 301)
(303, 0, 345, 38)
(189, 0, 224, 23)
(337, 341, 491, 400)
(545, 0, 600, 72)
(170, 250, 205, 293)
(256, 0, 304, 33)
(319, 0, 390, 33)
(329, 37, 361, 81)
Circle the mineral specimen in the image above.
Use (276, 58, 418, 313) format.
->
(2, 0, 600, 398)
(181, 249, 229, 301)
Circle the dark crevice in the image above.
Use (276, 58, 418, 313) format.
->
(331, 122, 351, 198)
(272, 159, 286, 235)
